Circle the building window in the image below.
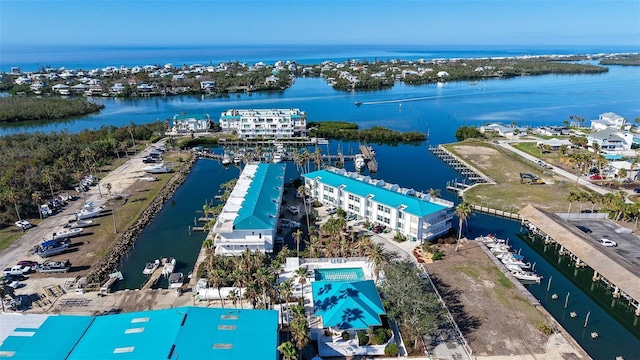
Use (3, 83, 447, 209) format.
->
(377, 204, 384, 211)
(397, 221, 403, 229)
(383, 217, 390, 224)
(348, 204, 354, 210)
(398, 211, 403, 219)
(377, 215, 383, 222)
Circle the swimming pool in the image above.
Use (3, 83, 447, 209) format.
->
(315, 267, 365, 282)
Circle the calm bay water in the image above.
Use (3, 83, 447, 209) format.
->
(2, 46, 640, 359)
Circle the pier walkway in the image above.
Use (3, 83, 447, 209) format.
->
(358, 145, 378, 172)
(520, 205, 640, 316)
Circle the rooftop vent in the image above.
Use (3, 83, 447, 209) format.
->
(217, 325, 237, 330)
(113, 347, 135, 354)
(131, 317, 150, 323)
(213, 344, 233, 349)
(124, 328, 145, 334)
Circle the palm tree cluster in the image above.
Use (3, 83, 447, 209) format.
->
(0, 122, 164, 227)
(567, 191, 639, 221)
(378, 260, 448, 353)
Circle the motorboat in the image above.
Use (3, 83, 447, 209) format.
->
(65, 219, 93, 228)
(354, 154, 365, 171)
(354, 102, 362, 106)
(143, 259, 160, 275)
(33, 238, 71, 258)
(37, 259, 71, 273)
(139, 176, 158, 182)
(142, 163, 172, 174)
(498, 253, 531, 269)
(509, 269, 542, 283)
(162, 257, 176, 276)
(52, 227, 83, 240)
(168, 272, 184, 289)
(273, 153, 283, 164)
(221, 153, 232, 166)
(76, 204, 105, 220)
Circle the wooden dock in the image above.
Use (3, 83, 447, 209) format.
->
(359, 145, 378, 173)
(430, 145, 493, 183)
(141, 259, 166, 290)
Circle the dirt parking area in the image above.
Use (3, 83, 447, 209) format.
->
(423, 241, 587, 359)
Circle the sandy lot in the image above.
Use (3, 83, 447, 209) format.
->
(423, 241, 588, 359)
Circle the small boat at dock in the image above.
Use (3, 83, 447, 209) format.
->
(168, 272, 184, 289)
(162, 257, 176, 276)
(143, 259, 160, 275)
(354, 154, 365, 171)
(510, 269, 542, 283)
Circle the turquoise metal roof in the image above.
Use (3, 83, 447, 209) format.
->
(0, 315, 94, 360)
(233, 163, 285, 230)
(303, 170, 448, 217)
(312, 280, 385, 330)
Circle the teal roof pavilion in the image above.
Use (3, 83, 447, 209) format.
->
(312, 280, 386, 330)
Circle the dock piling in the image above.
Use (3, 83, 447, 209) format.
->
(565, 292, 570, 309)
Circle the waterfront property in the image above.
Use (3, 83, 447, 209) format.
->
(211, 163, 286, 256)
(0, 307, 279, 359)
(168, 113, 212, 135)
(218, 108, 307, 139)
(303, 167, 454, 242)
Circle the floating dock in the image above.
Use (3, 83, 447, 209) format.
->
(430, 145, 494, 184)
(141, 259, 166, 290)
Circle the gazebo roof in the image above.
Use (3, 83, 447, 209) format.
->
(312, 280, 385, 330)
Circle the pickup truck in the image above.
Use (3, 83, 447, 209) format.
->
(3, 265, 31, 276)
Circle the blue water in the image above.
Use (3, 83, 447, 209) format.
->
(3, 45, 640, 359)
(3, 44, 639, 72)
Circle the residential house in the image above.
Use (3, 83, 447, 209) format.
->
(591, 112, 627, 131)
(587, 128, 638, 153)
(170, 114, 212, 134)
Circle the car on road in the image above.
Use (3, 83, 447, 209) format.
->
(598, 238, 617, 247)
(589, 174, 604, 180)
(576, 225, 592, 233)
(17, 260, 38, 268)
(634, 188, 640, 194)
(15, 220, 33, 230)
(280, 219, 300, 228)
(326, 206, 337, 215)
(287, 204, 300, 215)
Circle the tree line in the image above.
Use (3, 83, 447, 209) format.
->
(309, 121, 426, 144)
(0, 121, 164, 227)
(0, 97, 104, 123)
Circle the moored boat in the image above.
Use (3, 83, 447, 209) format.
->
(168, 272, 184, 289)
(221, 153, 232, 166)
(37, 259, 71, 273)
(162, 257, 176, 276)
(354, 154, 365, 171)
(143, 259, 160, 275)
(510, 269, 542, 283)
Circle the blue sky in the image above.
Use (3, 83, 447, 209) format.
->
(1, 0, 639, 47)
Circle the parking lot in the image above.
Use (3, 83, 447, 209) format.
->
(567, 218, 640, 268)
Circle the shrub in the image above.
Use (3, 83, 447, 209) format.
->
(431, 250, 445, 261)
(536, 321, 552, 335)
(371, 328, 391, 345)
(384, 343, 398, 357)
(357, 330, 368, 346)
(341, 331, 350, 341)
(393, 231, 407, 242)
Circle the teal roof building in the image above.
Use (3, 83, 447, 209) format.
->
(0, 307, 279, 360)
(312, 280, 385, 330)
(303, 168, 454, 242)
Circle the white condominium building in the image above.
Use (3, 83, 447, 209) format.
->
(218, 109, 307, 139)
(303, 168, 454, 242)
(212, 163, 286, 256)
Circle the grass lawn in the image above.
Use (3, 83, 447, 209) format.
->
(444, 139, 592, 213)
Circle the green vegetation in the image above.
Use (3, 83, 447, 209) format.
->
(0, 122, 164, 228)
(308, 121, 426, 144)
(455, 126, 484, 141)
(0, 97, 105, 122)
(599, 54, 640, 66)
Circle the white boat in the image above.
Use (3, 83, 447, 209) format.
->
(354, 154, 365, 170)
(273, 153, 283, 164)
(142, 163, 172, 174)
(143, 259, 160, 275)
(66, 219, 93, 228)
(168, 272, 184, 289)
(37, 260, 71, 273)
(221, 153, 232, 166)
(509, 269, 542, 283)
(34, 238, 71, 258)
(162, 257, 176, 276)
(498, 253, 531, 269)
(53, 227, 83, 240)
(139, 176, 158, 182)
(76, 205, 105, 220)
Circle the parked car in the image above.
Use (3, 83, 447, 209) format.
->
(372, 225, 385, 234)
(589, 174, 604, 180)
(326, 206, 337, 215)
(143, 157, 156, 163)
(576, 225, 592, 233)
(634, 188, 640, 194)
(17, 260, 38, 268)
(280, 219, 300, 228)
(287, 204, 300, 215)
(15, 220, 33, 230)
(275, 235, 284, 244)
(598, 238, 618, 247)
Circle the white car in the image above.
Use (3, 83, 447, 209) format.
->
(15, 220, 33, 230)
(326, 206, 337, 215)
(287, 204, 300, 215)
(598, 238, 618, 247)
(280, 219, 300, 228)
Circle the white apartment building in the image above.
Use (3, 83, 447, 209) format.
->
(169, 114, 212, 134)
(212, 163, 286, 256)
(303, 168, 454, 242)
(218, 109, 307, 139)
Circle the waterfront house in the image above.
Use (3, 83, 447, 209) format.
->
(212, 163, 286, 256)
(479, 123, 527, 137)
(218, 108, 308, 139)
(169, 114, 212, 134)
(590, 112, 627, 131)
(536, 138, 572, 151)
(0, 307, 279, 359)
(587, 128, 638, 154)
(302, 168, 454, 242)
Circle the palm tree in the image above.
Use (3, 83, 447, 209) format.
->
(127, 121, 137, 154)
(209, 268, 227, 308)
(2, 189, 22, 221)
(454, 201, 473, 252)
(290, 316, 310, 360)
(31, 191, 43, 219)
(305, 234, 320, 258)
(42, 167, 57, 200)
(428, 188, 441, 198)
(104, 183, 117, 233)
(227, 289, 238, 308)
(365, 242, 388, 283)
(277, 341, 297, 360)
(567, 191, 579, 213)
(297, 184, 311, 226)
(294, 266, 307, 303)
(292, 229, 303, 257)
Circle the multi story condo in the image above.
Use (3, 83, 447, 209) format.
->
(219, 109, 307, 139)
(212, 163, 286, 256)
(303, 168, 454, 242)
